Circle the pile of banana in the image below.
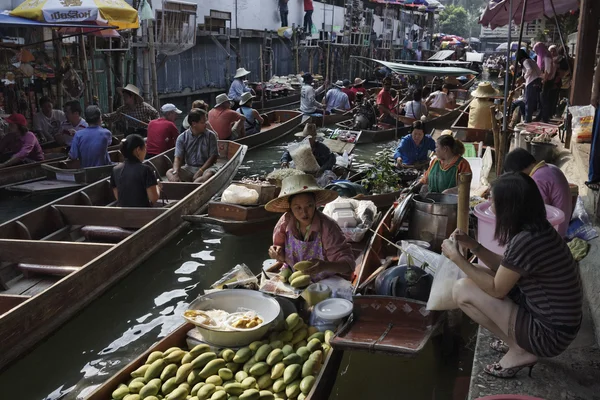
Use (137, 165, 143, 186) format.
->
(278, 262, 314, 289)
(111, 313, 334, 400)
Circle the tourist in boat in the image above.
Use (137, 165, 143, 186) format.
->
(441, 172, 582, 378)
(341, 79, 356, 108)
(228, 68, 253, 105)
(350, 77, 367, 97)
(32, 96, 65, 144)
(110, 134, 160, 207)
(103, 84, 159, 137)
(416, 134, 471, 194)
(377, 77, 401, 125)
(146, 103, 182, 158)
(300, 73, 327, 116)
(167, 108, 219, 184)
(0, 113, 44, 168)
(503, 148, 572, 237)
(322, 81, 351, 114)
(69, 105, 112, 168)
(426, 84, 454, 110)
(236, 92, 264, 135)
(55, 100, 88, 147)
(516, 49, 543, 123)
(280, 124, 335, 175)
(467, 82, 500, 130)
(182, 100, 214, 132)
(266, 174, 354, 281)
(393, 121, 436, 170)
(208, 94, 246, 140)
(403, 89, 428, 120)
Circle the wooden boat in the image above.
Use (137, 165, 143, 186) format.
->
(236, 110, 305, 150)
(331, 199, 445, 356)
(0, 141, 247, 371)
(256, 92, 301, 112)
(309, 109, 355, 126)
(450, 109, 494, 146)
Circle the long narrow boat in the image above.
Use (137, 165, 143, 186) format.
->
(331, 198, 445, 356)
(256, 92, 301, 112)
(236, 110, 305, 150)
(310, 109, 354, 126)
(450, 109, 494, 145)
(0, 141, 247, 371)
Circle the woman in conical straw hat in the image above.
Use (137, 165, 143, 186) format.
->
(468, 82, 501, 130)
(266, 174, 354, 281)
(279, 124, 335, 175)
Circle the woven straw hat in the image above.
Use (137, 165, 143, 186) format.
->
(265, 174, 339, 213)
(234, 68, 251, 79)
(353, 77, 366, 86)
(214, 93, 232, 107)
(471, 82, 501, 98)
(122, 84, 143, 101)
(240, 92, 254, 105)
(294, 123, 324, 138)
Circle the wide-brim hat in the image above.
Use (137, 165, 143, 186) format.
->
(353, 77, 365, 86)
(265, 174, 339, 213)
(333, 80, 344, 88)
(471, 82, 501, 98)
(294, 123, 324, 138)
(234, 68, 251, 79)
(214, 93, 232, 107)
(121, 84, 143, 101)
(240, 92, 255, 105)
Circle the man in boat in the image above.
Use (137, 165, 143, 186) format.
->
(322, 81, 351, 114)
(299, 73, 327, 117)
(102, 84, 159, 137)
(167, 108, 219, 184)
(146, 103, 182, 158)
(350, 77, 367, 97)
(503, 148, 572, 237)
(69, 106, 113, 168)
(228, 68, 253, 106)
(341, 79, 356, 108)
(236, 92, 264, 135)
(467, 82, 500, 130)
(0, 113, 44, 168)
(280, 124, 335, 175)
(32, 96, 65, 144)
(266, 174, 354, 282)
(208, 94, 246, 140)
(377, 77, 402, 125)
(393, 121, 436, 170)
(55, 100, 88, 147)
(426, 84, 455, 110)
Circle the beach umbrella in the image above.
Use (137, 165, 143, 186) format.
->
(480, 0, 579, 29)
(10, 0, 139, 30)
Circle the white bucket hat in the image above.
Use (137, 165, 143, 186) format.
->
(214, 93, 232, 108)
(240, 92, 255, 105)
(234, 68, 251, 79)
(265, 174, 338, 213)
(333, 80, 344, 88)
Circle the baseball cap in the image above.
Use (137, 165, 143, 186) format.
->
(161, 103, 182, 114)
(5, 113, 27, 127)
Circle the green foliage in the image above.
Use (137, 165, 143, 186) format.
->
(439, 5, 470, 38)
(360, 148, 400, 194)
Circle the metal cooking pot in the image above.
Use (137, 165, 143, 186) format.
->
(408, 193, 458, 252)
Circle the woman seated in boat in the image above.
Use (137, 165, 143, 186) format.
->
(393, 120, 436, 170)
(266, 174, 354, 281)
(280, 124, 336, 176)
(236, 92, 264, 135)
(414, 134, 472, 194)
(0, 113, 44, 168)
(110, 134, 160, 207)
(182, 100, 215, 132)
(441, 173, 582, 378)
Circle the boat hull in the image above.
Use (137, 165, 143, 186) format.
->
(236, 110, 305, 149)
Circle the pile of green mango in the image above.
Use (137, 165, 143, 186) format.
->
(111, 313, 335, 400)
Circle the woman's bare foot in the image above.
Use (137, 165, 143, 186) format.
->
(498, 347, 538, 369)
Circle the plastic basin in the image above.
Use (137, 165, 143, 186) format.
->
(476, 396, 546, 400)
(473, 201, 565, 256)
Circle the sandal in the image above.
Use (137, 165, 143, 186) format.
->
(489, 339, 509, 354)
(585, 181, 600, 191)
(484, 361, 537, 379)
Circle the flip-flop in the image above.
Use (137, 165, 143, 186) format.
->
(585, 182, 600, 191)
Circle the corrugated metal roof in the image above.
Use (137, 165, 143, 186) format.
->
(428, 50, 455, 61)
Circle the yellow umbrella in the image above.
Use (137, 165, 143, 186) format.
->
(10, 0, 140, 30)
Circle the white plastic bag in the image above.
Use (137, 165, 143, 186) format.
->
(221, 184, 259, 205)
(426, 255, 465, 311)
(288, 137, 320, 173)
(568, 105, 596, 143)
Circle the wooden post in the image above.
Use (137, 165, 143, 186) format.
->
(490, 104, 502, 176)
(52, 31, 64, 109)
(457, 173, 472, 234)
(89, 36, 98, 102)
(570, 0, 600, 106)
(106, 39, 114, 113)
(148, 20, 160, 110)
(259, 45, 265, 111)
(78, 33, 90, 106)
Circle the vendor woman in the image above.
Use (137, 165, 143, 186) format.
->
(415, 134, 471, 194)
(393, 120, 436, 170)
(266, 174, 355, 281)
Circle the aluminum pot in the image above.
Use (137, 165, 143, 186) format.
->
(408, 193, 458, 252)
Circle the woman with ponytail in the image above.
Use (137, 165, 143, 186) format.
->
(416, 134, 471, 194)
(110, 134, 160, 207)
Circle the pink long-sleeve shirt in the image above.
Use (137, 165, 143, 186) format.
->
(530, 162, 572, 237)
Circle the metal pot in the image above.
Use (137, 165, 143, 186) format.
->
(408, 193, 458, 252)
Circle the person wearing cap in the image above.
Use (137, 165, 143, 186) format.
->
(340, 79, 356, 108)
(467, 82, 500, 130)
(350, 77, 367, 97)
(0, 113, 44, 168)
(393, 120, 436, 170)
(69, 106, 113, 168)
(299, 73, 327, 116)
(208, 94, 246, 140)
(32, 96, 66, 144)
(280, 123, 335, 174)
(167, 108, 219, 184)
(56, 100, 88, 146)
(377, 77, 401, 125)
(228, 68, 253, 104)
(103, 84, 159, 136)
(322, 81, 351, 114)
(236, 92, 264, 135)
(266, 174, 354, 282)
(146, 103, 182, 158)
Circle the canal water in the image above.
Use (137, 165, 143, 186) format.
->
(0, 133, 476, 400)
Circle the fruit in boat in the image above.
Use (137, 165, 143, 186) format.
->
(290, 275, 311, 288)
(292, 261, 313, 272)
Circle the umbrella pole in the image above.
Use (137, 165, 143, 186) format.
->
(502, 0, 513, 133)
(511, 0, 529, 93)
